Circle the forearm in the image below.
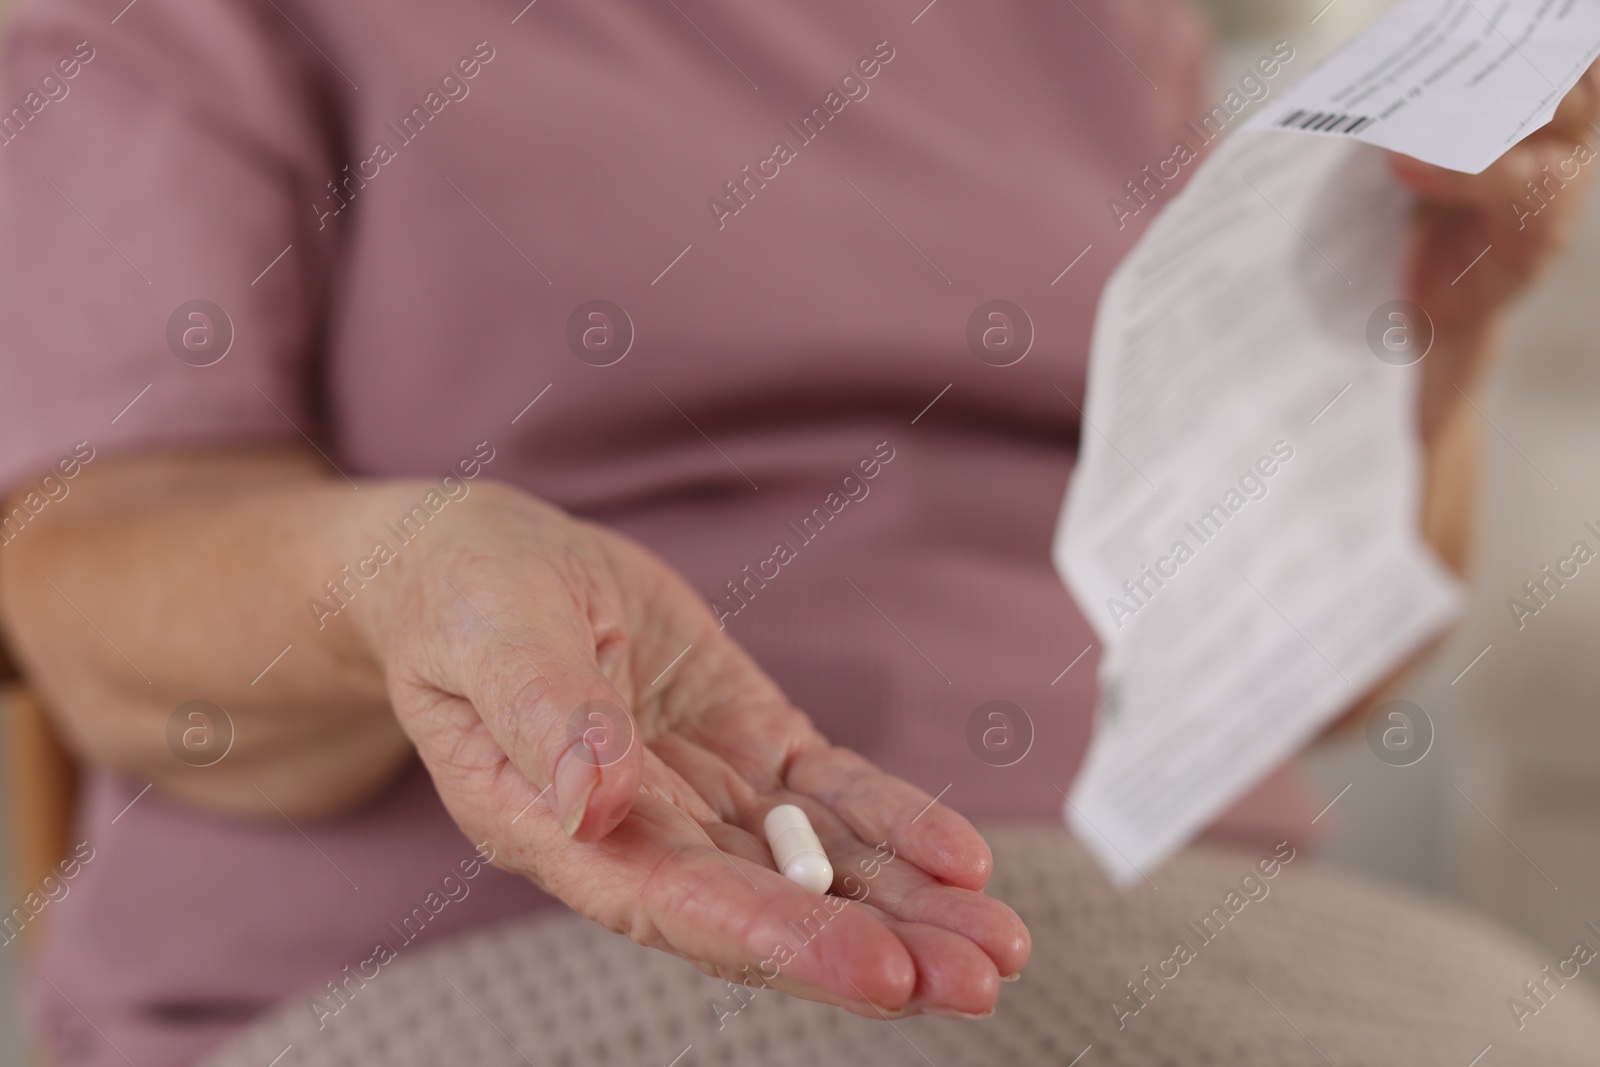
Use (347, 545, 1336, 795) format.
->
(1419, 370, 1483, 577)
(0, 448, 441, 817)
(1326, 322, 1492, 735)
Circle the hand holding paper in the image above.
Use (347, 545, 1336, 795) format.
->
(1396, 61, 1600, 407)
(1055, 0, 1600, 886)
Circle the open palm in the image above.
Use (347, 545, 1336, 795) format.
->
(368, 483, 1029, 1019)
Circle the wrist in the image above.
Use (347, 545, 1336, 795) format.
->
(1419, 316, 1502, 446)
(337, 475, 531, 680)
(320, 479, 451, 685)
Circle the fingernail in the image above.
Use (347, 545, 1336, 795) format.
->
(1001, 972, 1022, 983)
(554, 740, 598, 837)
(928, 1007, 994, 1020)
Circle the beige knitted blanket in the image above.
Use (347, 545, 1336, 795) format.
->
(203, 824, 1600, 1066)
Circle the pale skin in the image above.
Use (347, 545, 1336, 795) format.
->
(1, 65, 1596, 1023)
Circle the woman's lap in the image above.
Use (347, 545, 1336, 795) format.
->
(192, 824, 1600, 1067)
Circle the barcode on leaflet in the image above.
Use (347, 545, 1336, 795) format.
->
(1275, 110, 1378, 134)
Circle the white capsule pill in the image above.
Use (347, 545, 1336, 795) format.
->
(764, 803, 834, 894)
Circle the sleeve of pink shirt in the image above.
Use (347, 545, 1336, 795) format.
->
(0, 0, 334, 499)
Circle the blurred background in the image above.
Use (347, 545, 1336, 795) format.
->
(0, 0, 1595, 1057)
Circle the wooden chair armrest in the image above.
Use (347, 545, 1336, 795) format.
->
(2, 684, 78, 951)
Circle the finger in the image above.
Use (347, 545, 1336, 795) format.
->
(734, 912, 1000, 1020)
(437, 568, 644, 843)
(1390, 72, 1599, 203)
(674, 688, 827, 794)
(804, 807, 1031, 979)
(636, 746, 726, 826)
(699, 819, 779, 870)
(1550, 60, 1600, 135)
(859, 908, 1003, 1018)
(1390, 134, 1577, 205)
(635, 786, 774, 871)
(703, 964, 923, 1021)
(690, 914, 981, 1022)
(622, 821, 919, 1011)
(785, 745, 994, 892)
(646, 730, 761, 821)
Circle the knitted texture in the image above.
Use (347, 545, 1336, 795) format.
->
(201, 824, 1600, 1067)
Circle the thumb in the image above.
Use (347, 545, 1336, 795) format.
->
(471, 638, 644, 842)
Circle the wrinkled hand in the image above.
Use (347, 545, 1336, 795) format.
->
(1391, 60, 1600, 429)
(357, 483, 1029, 1019)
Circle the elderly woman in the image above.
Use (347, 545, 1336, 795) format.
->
(0, 0, 1593, 1064)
